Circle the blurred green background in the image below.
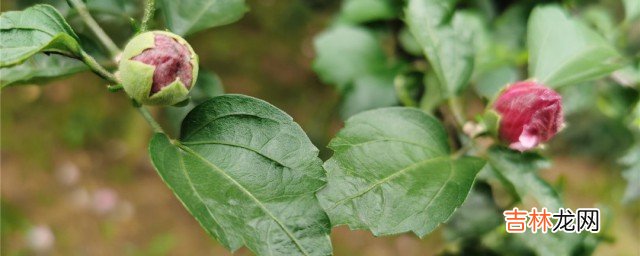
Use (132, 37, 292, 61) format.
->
(1, 0, 639, 255)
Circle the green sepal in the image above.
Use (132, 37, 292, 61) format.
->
(172, 97, 192, 107)
(481, 110, 501, 138)
(147, 79, 190, 105)
(121, 32, 156, 60)
(120, 60, 155, 103)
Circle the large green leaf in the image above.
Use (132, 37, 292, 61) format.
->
(159, 0, 248, 36)
(312, 25, 388, 91)
(0, 53, 88, 87)
(0, 4, 82, 67)
(149, 95, 332, 255)
(527, 5, 623, 88)
(405, 0, 474, 97)
(338, 0, 398, 24)
(487, 146, 585, 256)
(317, 107, 485, 237)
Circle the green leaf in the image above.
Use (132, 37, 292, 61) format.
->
(159, 0, 248, 36)
(84, 0, 133, 14)
(471, 6, 526, 99)
(443, 184, 502, 240)
(623, 0, 640, 22)
(527, 5, 623, 88)
(581, 6, 616, 41)
(164, 70, 225, 134)
(312, 25, 402, 118)
(620, 144, 640, 203)
(493, 4, 527, 57)
(474, 66, 519, 99)
(405, 0, 475, 97)
(487, 147, 558, 208)
(339, 0, 397, 24)
(559, 82, 598, 115)
(0, 4, 82, 67)
(189, 71, 225, 102)
(487, 146, 585, 256)
(17, 0, 71, 15)
(149, 95, 332, 255)
(0, 53, 87, 87)
(612, 64, 640, 87)
(340, 71, 398, 119)
(317, 107, 485, 237)
(312, 25, 388, 91)
(398, 28, 422, 56)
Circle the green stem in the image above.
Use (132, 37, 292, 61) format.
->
(69, 0, 166, 135)
(80, 51, 119, 84)
(452, 142, 472, 159)
(136, 105, 164, 133)
(68, 0, 120, 58)
(140, 0, 156, 32)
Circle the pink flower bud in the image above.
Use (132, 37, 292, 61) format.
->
(119, 31, 198, 105)
(132, 34, 193, 94)
(493, 81, 563, 151)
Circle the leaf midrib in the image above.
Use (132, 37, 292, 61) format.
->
(415, 160, 454, 230)
(2, 5, 70, 39)
(327, 156, 448, 210)
(173, 144, 227, 242)
(181, 140, 289, 168)
(540, 45, 617, 85)
(176, 143, 312, 256)
(182, 112, 284, 141)
(35, 6, 71, 37)
(179, 0, 216, 35)
(530, 15, 554, 79)
(331, 138, 444, 159)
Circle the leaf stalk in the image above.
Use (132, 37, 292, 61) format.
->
(140, 0, 156, 32)
(136, 104, 165, 134)
(80, 51, 119, 84)
(68, 0, 121, 58)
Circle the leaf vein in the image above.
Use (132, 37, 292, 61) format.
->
(176, 143, 311, 256)
(182, 112, 283, 141)
(180, 140, 289, 168)
(327, 157, 447, 210)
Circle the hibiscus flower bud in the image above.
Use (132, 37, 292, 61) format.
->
(493, 81, 564, 151)
(119, 31, 198, 105)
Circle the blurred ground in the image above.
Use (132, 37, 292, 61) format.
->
(1, 0, 639, 255)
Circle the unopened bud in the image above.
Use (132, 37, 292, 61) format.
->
(493, 81, 564, 151)
(119, 31, 198, 105)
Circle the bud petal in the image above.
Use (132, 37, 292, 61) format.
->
(119, 31, 199, 105)
(493, 81, 564, 151)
